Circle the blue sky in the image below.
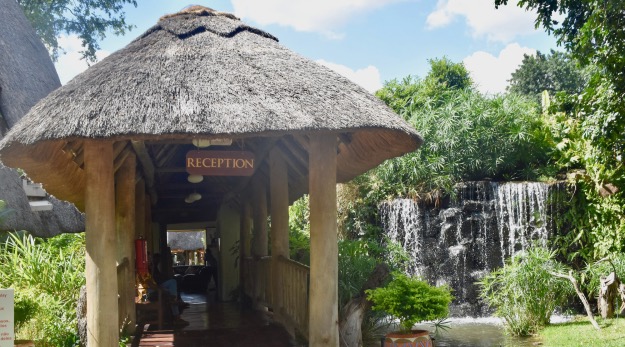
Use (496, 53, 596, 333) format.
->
(54, 0, 559, 94)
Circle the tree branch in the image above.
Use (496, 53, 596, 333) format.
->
(550, 270, 601, 331)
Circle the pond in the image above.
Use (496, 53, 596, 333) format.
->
(414, 318, 541, 347)
(369, 317, 572, 347)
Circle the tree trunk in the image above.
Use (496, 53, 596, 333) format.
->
(339, 263, 390, 347)
(550, 271, 600, 330)
(619, 283, 625, 316)
(598, 272, 620, 319)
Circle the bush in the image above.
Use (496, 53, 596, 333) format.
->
(478, 246, 573, 336)
(0, 232, 85, 346)
(367, 272, 453, 332)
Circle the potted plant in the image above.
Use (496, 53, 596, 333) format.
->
(366, 272, 453, 347)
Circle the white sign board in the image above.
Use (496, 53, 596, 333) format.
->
(0, 289, 14, 347)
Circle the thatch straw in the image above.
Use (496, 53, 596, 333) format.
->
(0, 6, 419, 145)
(0, 0, 61, 131)
(0, 0, 84, 236)
(0, 165, 84, 236)
(0, 6, 422, 210)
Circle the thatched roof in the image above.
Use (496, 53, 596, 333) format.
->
(0, 165, 85, 236)
(0, 0, 84, 236)
(168, 231, 205, 251)
(0, 0, 61, 132)
(0, 6, 422, 222)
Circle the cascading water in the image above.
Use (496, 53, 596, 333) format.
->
(379, 181, 565, 317)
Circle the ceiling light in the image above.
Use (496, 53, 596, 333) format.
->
(192, 139, 211, 148)
(187, 174, 204, 183)
(191, 138, 233, 148)
(189, 192, 202, 201)
(184, 196, 194, 204)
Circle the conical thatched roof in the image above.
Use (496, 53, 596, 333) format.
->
(0, 6, 422, 221)
(0, 0, 61, 131)
(0, 0, 84, 235)
(0, 165, 84, 236)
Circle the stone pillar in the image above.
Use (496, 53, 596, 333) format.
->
(308, 134, 338, 346)
(84, 140, 119, 347)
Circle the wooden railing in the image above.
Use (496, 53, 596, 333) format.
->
(242, 255, 310, 337)
(276, 255, 309, 336)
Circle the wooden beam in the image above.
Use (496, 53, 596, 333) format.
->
(155, 167, 187, 173)
(135, 179, 146, 239)
(277, 143, 306, 177)
(252, 174, 268, 307)
(270, 148, 290, 323)
(114, 146, 132, 173)
(145, 193, 154, 253)
(131, 141, 156, 188)
(84, 140, 119, 346)
(230, 138, 279, 194)
(308, 134, 338, 347)
(115, 152, 136, 334)
(240, 199, 252, 297)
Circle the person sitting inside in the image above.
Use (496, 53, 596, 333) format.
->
(150, 253, 188, 323)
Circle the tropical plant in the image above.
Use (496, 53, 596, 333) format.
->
(366, 272, 452, 333)
(478, 246, 573, 336)
(338, 240, 379, 308)
(288, 195, 310, 264)
(496, 0, 625, 263)
(0, 232, 85, 346)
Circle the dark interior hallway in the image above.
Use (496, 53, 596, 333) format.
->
(132, 292, 298, 347)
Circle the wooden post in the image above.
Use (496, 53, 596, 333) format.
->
(145, 194, 153, 254)
(135, 180, 146, 240)
(240, 200, 252, 296)
(252, 175, 268, 305)
(115, 152, 136, 334)
(84, 140, 119, 347)
(270, 148, 290, 320)
(308, 134, 338, 346)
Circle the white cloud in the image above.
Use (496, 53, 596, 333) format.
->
(426, 0, 538, 42)
(463, 43, 535, 95)
(316, 59, 382, 93)
(54, 35, 110, 85)
(231, 0, 400, 38)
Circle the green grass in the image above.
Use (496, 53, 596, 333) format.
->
(540, 317, 625, 346)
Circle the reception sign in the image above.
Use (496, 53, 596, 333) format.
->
(0, 289, 13, 347)
(186, 150, 255, 176)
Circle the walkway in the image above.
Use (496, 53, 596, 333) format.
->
(133, 293, 297, 347)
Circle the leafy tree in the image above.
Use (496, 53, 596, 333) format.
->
(508, 50, 587, 101)
(495, 0, 625, 89)
(496, 0, 625, 260)
(17, 0, 137, 62)
(425, 57, 472, 91)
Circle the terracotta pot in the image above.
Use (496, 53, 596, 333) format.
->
(383, 329, 432, 347)
(14, 340, 35, 347)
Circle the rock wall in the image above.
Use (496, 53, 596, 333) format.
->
(379, 181, 567, 317)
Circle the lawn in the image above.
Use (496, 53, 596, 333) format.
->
(540, 317, 625, 347)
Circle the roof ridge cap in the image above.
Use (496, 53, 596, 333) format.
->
(160, 5, 239, 21)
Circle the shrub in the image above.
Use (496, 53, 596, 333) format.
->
(0, 232, 85, 345)
(478, 246, 573, 336)
(366, 272, 453, 332)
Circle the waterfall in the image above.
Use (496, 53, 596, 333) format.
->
(379, 181, 564, 317)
